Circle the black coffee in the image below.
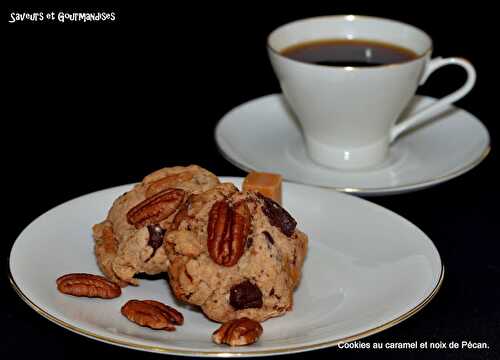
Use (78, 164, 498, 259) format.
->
(280, 39, 418, 67)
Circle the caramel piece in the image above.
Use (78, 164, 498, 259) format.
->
(242, 172, 282, 204)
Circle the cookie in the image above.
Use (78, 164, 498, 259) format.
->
(93, 165, 220, 286)
(164, 185, 308, 322)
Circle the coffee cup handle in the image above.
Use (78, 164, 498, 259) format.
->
(390, 57, 476, 142)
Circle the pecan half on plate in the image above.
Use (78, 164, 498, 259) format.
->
(121, 299, 184, 331)
(212, 318, 263, 346)
(56, 273, 121, 299)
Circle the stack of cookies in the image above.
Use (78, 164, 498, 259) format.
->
(91, 165, 308, 345)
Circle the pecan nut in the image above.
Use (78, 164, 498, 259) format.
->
(258, 193, 297, 237)
(146, 172, 194, 198)
(212, 318, 263, 346)
(56, 273, 121, 299)
(127, 188, 186, 228)
(207, 200, 251, 267)
(172, 195, 193, 230)
(121, 299, 184, 331)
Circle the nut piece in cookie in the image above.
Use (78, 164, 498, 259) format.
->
(121, 299, 183, 331)
(127, 188, 187, 229)
(56, 273, 121, 299)
(207, 200, 251, 267)
(212, 318, 263, 346)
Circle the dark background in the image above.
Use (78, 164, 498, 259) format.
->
(4, 3, 499, 359)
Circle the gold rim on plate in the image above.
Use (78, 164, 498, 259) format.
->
(9, 265, 444, 357)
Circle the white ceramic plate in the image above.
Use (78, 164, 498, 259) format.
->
(10, 177, 443, 357)
(215, 95, 490, 195)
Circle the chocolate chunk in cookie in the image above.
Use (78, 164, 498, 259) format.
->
(230, 280, 263, 310)
(262, 231, 274, 246)
(148, 224, 166, 249)
(258, 194, 297, 236)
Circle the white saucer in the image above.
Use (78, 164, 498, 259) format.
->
(215, 94, 490, 195)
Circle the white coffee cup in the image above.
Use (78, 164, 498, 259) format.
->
(268, 15, 476, 169)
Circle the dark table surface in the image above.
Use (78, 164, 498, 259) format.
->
(4, 4, 499, 359)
